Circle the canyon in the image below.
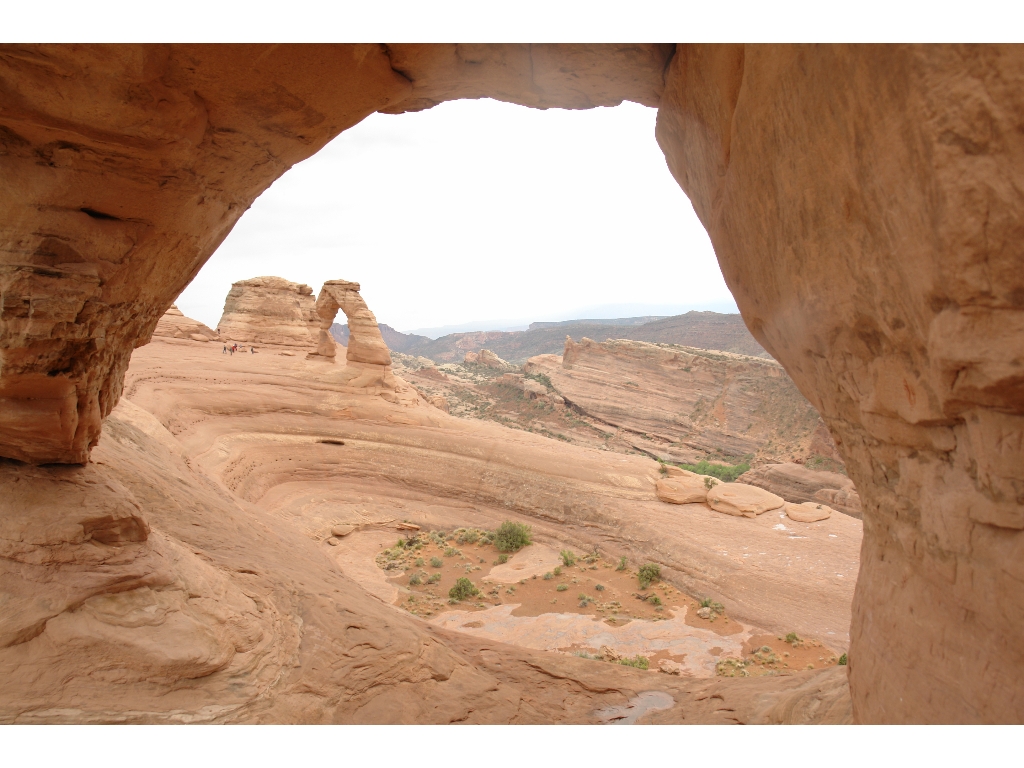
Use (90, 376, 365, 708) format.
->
(0, 44, 1021, 724)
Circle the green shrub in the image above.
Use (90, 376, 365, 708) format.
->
(559, 549, 576, 567)
(556, 584, 568, 592)
(553, 566, 562, 576)
(838, 653, 848, 666)
(616, 556, 627, 571)
(498, 554, 509, 564)
(678, 458, 751, 483)
(618, 655, 650, 670)
(648, 595, 661, 606)
(430, 556, 443, 568)
(444, 547, 460, 557)
(595, 584, 605, 591)
(409, 573, 422, 586)
(638, 563, 661, 589)
(543, 572, 554, 580)
(414, 558, 424, 567)
(428, 573, 442, 584)
(448, 577, 479, 601)
(495, 521, 533, 552)
(699, 596, 725, 614)
(395, 539, 406, 549)
(785, 632, 800, 644)
(703, 476, 718, 491)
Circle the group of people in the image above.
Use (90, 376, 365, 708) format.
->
(223, 343, 256, 355)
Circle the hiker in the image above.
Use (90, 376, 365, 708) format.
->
(250, 346, 255, 354)
(222, 344, 227, 354)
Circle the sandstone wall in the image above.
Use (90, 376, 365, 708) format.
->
(216, 276, 318, 347)
(656, 44, 1024, 722)
(153, 304, 219, 342)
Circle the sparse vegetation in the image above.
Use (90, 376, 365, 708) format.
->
(618, 655, 650, 670)
(428, 573, 442, 584)
(559, 549, 576, 567)
(699, 596, 725, 615)
(595, 584, 605, 591)
(637, 563, 661, 589)
(495, 520, 533, 552)
(409, 573, 422, 586)
(703, 476, 718, 491)
(444, 547, 460, 557)
(556, 584, 568, 592)
(429, 556, 443, 568)
(616, 556, 627, 571)
(838, 653, 848, 666)
(648, 595, 661, 606)
(414, 558, 424, 567)
(497, 554, 509, 564)
(553, 566, 562, 576)
(543, 572, 554, 580)
(448, 577, 479, 601)
(678, 458, 752, 483)
(785, 632, 800, 645)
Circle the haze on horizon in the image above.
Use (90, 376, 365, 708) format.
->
(176, 98, 736, 336)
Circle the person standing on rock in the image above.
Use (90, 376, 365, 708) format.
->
(222, 344, 227, 354)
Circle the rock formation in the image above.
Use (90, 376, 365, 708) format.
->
(216, 277, 319, 347)
(785, 502, 833, 523)
(465, 349, 513, 370)
(706, 483, 786, 518)
(738, 463, 862, 518)
(528, 336, 824, 463)
(656, 475, 709, 504)
(153, 305, 219, 342)
(0, 43, 1020, 722)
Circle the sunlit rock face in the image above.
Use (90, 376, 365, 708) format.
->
(656, 44, 1024, 723)
(0, 42, 1021, 723)
(216, 277, 318, 347)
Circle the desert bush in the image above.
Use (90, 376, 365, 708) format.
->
(699, 596, 725, 614)
(430, 556, 443, 568)
(679, 458, 751, 483)
(395, 539, 406, 549)
(618, 655, 650, 670)
(616, 556, 627, 571)
(415, 558, 425, 567)
(444, 547, 460, 557)
(409, 573, 423, 586)
(785, 632, 800, 644)
(543, 572, 554, 580)
(559, 549, 576, 567)
(428, 573, 442, 584)
(553, 566, 562, 576)
(448, 577, 479, 601)
(556, 584, 568, 592)
(498, 554, 509, 564)
(595, 584, 605, 591)
(648, 595, 661, 606)
(495, 521, 533, 552)
(838, 653, 848, 666)
(637, 563, 661, 589)
(703, 476, 718, 491)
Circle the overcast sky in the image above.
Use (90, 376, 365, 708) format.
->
(176, 98, 736, 337)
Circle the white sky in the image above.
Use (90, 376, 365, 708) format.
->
(177, 98, 736, 336)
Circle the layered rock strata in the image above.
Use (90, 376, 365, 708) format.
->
(465, 349, 513, 370)
(527, 337, 825, 463)
(216, 277, 319, 347)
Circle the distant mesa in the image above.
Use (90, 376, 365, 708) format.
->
(216, 276, 319, 347)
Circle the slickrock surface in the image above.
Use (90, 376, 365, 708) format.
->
(153, 305, 219, 342)
(656, 476, 709, 504)
(739, 463, 861, 519)
(526, 337, 827, 464)
(0, 335, 860, 723)
(216, 277, 318, 347)
(786, 502, 833, 523)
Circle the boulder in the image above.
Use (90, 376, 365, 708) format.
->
(664, 465, 697, 478)
(656, 476, 708, 505)
(785, 502, 833, 523)
(706, 483, 785, 518)
(189, 333, 209, 343)
(427, 395, 449, 413)
(737, 463, 861, 518)
(331, 524, 356, 537)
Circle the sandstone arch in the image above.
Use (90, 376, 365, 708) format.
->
(312, 279, 391, 366)
(0, 43, 1021, 723)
